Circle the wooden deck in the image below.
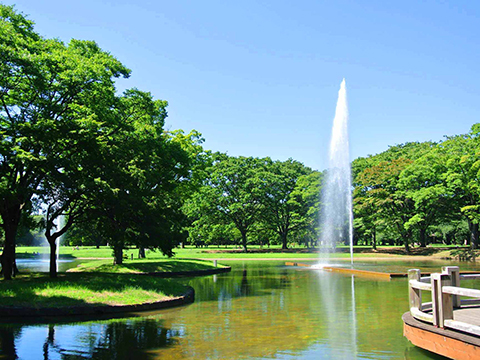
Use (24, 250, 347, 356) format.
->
(403, 311, 480, 360)
(454, 306, 480, 328)
(404, 267, 480, 359)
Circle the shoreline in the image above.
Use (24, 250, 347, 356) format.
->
(0, 287, 195, 321)
(0, 266, 231, 321)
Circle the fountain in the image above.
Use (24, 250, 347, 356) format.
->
(319, 79, 353, 265)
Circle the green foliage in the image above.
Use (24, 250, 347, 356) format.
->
(186, 154, 269, 252)
(353, 126, 480, 250)
(0, 5, 201, 278)
(259, 159, 313, 249)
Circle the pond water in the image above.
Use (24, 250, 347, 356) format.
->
(15, 258, 79, 273)
(2, 260, 479, 359)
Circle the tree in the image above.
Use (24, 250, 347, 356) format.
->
(78, 90, 193, 265)
(291, 171, 322, 248)
(260, 159, 313, 249)
(189, 155, 268, 252)
(439, 124, 480, 248)
(398, 149, 453, 247)
(0, 5, 130, 279)
(352, 143, 435, 252)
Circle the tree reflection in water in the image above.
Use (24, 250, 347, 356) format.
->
(2, 319, 181, 360)
(0, 326, 19, 359)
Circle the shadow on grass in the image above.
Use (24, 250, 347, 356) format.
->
(449, 248, 480, 261)
(84, 259, 219, 274)
(374, 246, 459, 256)
(0, 272, 188, 309)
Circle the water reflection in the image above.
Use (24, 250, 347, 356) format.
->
(2, 318, 181, 359)
(15, 258, 77, 273)
(0, 261, 460, 359)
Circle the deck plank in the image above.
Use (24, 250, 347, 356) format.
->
(454, 306, 480, 327)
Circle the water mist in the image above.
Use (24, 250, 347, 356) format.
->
(319, 79, 354, 265)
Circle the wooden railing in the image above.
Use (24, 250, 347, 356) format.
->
(408, 266, 480, 336)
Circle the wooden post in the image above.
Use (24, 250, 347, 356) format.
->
(432, 272, 453, 328)
(408, 269, 422, 312)
(432, 273, 441, 327)
(442, 266, 461, 308)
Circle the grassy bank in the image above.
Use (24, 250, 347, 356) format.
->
(69, 258, 225, 273)
(0, 259, 223, 310)
(0, 272, 188, 308)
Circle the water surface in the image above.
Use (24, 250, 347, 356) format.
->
(2, 260, 476, 359)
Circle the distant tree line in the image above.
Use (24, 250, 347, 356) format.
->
(183, 154, 322, 252)
(182, 126, 480, 254)
(352, 124, 480, 252)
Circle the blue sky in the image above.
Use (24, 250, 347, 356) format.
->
(7, 0, 480, 170)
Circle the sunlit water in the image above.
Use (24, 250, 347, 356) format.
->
(320, 79, 354, 264)
(2, 260, 475, 359)
(15, 258, 77, 273)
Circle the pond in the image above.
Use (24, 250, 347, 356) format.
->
(1, 260, 479, 359)
(15, 258, 79, 273)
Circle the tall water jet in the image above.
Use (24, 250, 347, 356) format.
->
(319, 79, 354, 264)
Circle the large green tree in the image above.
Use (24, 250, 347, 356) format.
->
(260, 159, 312, 249)
(291, 171, 322, 248)
(188, 155, 268, 252)
(438, 125, 480, 248)
(0, 5, 129, 279)
(398, 148, 453, 247)
(77, 90, 193, 265)
(352, 142, 435, 252)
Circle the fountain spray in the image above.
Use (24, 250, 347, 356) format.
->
(319, 79, 354, 265)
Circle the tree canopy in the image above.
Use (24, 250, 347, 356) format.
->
(0, 5, 198, 277)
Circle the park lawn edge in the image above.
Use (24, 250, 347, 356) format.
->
(0, 263, 231, 319)
(12, 245, 468, 261)
(68, 258, 228, 274)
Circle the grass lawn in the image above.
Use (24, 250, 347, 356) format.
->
(0, 259, 225, 310)
(13, 245, 407, 260)
(11, 244, 464, 262)
(69, 258, 225, 273)
(0, 272, 189, 308)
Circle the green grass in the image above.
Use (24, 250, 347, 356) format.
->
(0, 272, 188, 308)
(0, 258, 226, 309)
(70, 258, 224, 273)
(14, 245, 407, 260)
(13, 243, 461, 262)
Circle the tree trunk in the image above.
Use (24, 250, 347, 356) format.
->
(468, 220, 479, 249)
(419, 228, 427, 248)
(372, 228, 377, 250)
(48, 240, 57, 278)
(113, 245, 123, 265)
(1, 203, 22, 280)
(1, 228, 18, 280)
(445, 233, 452, 245)
(404, 231, 411, 254)
(241, 232, 248, 253)
(281, 232, 288, 250)
(138, 246, 146, 259)
(0, 328, 17, 359)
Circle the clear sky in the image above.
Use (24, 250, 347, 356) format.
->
(6, 0, 480, 170)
